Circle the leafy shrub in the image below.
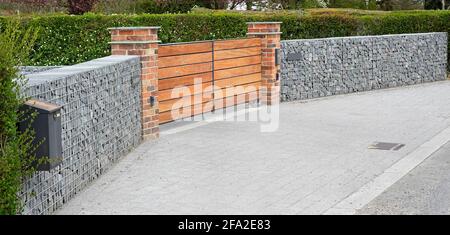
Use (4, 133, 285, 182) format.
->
(327, 0, 377, 10)
(425, 0, 450, 10)
(299, 0, 328, 9)
(67, 0, 97, 14)
(91, 0, 147, 14)
(0, 10, 448, 70)
(306, 8, 388, 16)
(139, 0, 198, 13)
(0, 0, 65, 14)
(0, 19, 38, 215)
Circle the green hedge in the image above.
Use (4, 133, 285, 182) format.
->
(0, 10, 449, 69)
(0, 20, 37, 215)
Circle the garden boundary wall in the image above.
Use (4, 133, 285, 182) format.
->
(20, 55, 142, 214)
(280, 33, 448, 101)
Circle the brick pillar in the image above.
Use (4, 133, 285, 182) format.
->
(247, 22, 282, 105)
(109, 26, 160, 140)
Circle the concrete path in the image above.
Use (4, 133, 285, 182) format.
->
(357, 141, 450, 215)
(56, 81, 450, 215)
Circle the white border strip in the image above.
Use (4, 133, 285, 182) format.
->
(323, 125, 450, 215)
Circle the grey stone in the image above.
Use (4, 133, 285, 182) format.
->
(19, 55, 142, 215)
(280, 33, 448, 102)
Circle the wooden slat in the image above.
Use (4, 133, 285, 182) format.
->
(159, 92, 213, 113)
(158, 38, 263, 125)
(214, 64, 261, 80)
(159, 42, 212, 57)
(213, 81, 260, 110)
(159, 52, 212, 68)
(159, 83, 260, 124)
(214, 81, 260, 98)
(159, 82, 213, 101)
(159, 81, 260, 114)
(160, 102, 213, 124)
(214, 47, 261, 60)
(214, 38, 261, 51)
(158, 62, 212, 79)
(214, 92, 259, 110)
(159, 72, 212, 91)
(160, 112, 173, 124)
(214, 73, 261, 88)
(214, 55, 261, 70)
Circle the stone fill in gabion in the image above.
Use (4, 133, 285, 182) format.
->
(20, 56, 142, 215)
(280, 33, 448, 101)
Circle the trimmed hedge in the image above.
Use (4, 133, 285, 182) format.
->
(0, 10, 449, 69)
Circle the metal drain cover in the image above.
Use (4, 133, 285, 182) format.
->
(368, 142, 405, 151)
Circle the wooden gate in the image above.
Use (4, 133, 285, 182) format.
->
(158, 38, 262, 124)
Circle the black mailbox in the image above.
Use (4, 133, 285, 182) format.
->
(19, 99, 62, 171)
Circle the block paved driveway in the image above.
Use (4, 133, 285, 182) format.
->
(57, 81, 450, 215)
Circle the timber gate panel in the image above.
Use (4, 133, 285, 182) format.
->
(158, 38, 262, 124)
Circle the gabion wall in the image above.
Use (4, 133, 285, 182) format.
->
(280, 33, 448, 101)
(20, 56, 142, 214)
(19, 66, 63, 75)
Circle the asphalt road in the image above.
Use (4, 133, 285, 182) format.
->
(357, 141, 450, 215)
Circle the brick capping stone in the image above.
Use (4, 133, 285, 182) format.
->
(247, 32, 283, 36)
(109, 40, 161, 44)
(110, 26, 160, 140)
(108, 26, 161, 30)
(246, 22, 283, 24)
